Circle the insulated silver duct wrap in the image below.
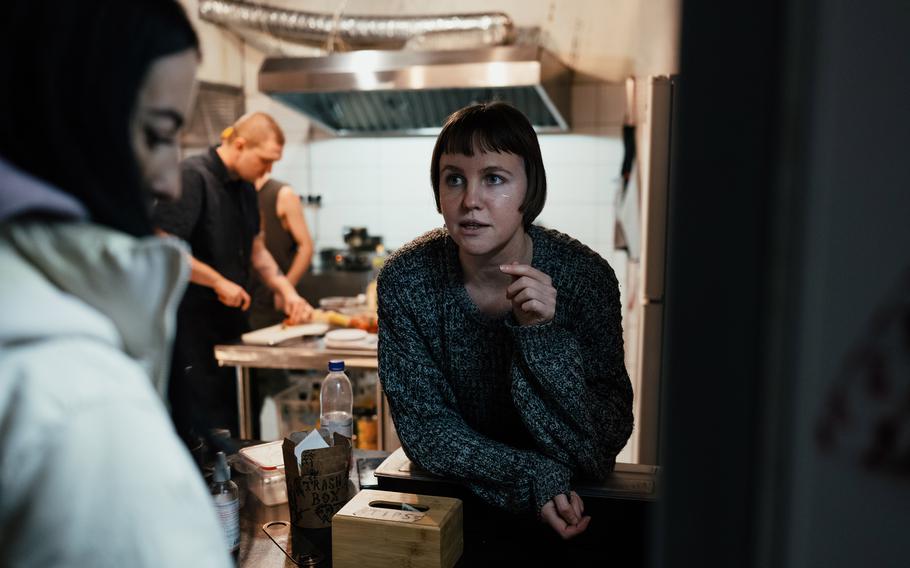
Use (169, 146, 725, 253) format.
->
(199, 0, 514, 48)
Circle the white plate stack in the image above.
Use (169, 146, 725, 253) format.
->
(324, 329, 378, 351)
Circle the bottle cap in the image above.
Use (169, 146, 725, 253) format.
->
(328, 359, 345, 372)
(213, 451, 231, 482)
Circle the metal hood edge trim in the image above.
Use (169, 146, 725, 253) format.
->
(258, 46, 573, 135)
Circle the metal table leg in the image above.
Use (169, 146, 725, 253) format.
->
(235, 366, 252, 439)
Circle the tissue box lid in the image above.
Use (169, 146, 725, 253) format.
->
(333, 490, 463, 568)
(334, 489, 461, 530)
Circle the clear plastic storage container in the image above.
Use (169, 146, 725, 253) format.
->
(238, 441, 287, 506)
(274, 379, 322, 439)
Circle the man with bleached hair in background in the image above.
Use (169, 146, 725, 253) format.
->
(154, 112, 313, 437)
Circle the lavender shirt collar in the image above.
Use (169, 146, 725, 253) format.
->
(0, 156, 88, 222)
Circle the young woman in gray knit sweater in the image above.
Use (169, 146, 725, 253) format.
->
(377, 102, 634, 540)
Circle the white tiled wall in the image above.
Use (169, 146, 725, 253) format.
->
(271, 131, 627, 277)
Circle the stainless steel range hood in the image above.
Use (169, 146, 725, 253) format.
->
(258, 45, 573, 136)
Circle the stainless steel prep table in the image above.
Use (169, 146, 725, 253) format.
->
(215, 338, 378, 439)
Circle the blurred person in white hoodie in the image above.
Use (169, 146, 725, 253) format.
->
(0, 1, 232, 566)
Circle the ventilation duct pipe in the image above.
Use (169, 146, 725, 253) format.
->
(198, 0, 515, 49)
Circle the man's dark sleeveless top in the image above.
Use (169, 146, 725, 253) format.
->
(258, 178, 296, 273)
(248, 178, 297, 328)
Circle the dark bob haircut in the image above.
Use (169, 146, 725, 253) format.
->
(430, 101, 546, 229)
(0, 0, 199, 237)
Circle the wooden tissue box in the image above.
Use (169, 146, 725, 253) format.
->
(332, 489, 463, 568)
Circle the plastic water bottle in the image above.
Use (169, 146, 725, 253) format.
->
(209, 451, 240, 554)
(320, 359, 353, 444)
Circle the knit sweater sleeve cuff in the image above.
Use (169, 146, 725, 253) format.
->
(530, 459, 573, 514)
(506, 319, 578, 365)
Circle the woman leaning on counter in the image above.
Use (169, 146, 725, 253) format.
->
(377, 102, 634, 540)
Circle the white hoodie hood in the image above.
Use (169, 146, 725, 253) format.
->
(0, 222, 189, 398)
(0, 156, 189, 398)
(0, 158, 232, 568)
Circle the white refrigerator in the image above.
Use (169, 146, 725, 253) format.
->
(615, 75, 675, 465)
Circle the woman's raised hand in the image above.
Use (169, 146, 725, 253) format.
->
(500, 262, 557, 326)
